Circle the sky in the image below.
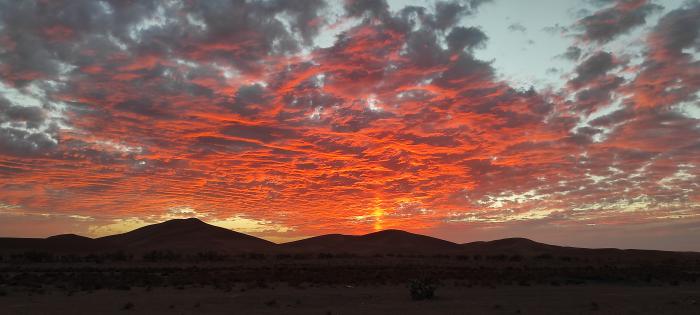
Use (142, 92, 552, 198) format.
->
(0, 0, 699, 250)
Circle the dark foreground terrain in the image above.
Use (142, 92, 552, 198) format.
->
(2, 283, 699, 314)
(1, 218, 699, 314)
(1, 255, 700, 314)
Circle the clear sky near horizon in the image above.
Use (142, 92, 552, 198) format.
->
(0, 0, 698, 250)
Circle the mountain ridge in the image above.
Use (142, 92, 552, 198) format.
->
(1, 218, 698, 256)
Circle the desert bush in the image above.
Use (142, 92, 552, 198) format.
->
(535, 253, 553, 260)
(142, 250, 181, 262)
(293, 253, 311, 260)
(247, 253, 266, 260)
(106, 251, 132, 262)
(122, 302, 134, 310)
(487, 254, 507, 261)
(275, 254, 292, 260)
(13, 251, 54, 263)
(408, 278, 436, 300)
(196, 251, 228, 262)
(264, 299, 277, 307)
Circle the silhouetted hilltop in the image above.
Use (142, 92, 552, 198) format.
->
(46, 234, 92, 241)
(461, 237, 562, 254)
(1, 218, 699, 260)
(280, 229, 460, 254)
(99, 218, 275, 253)
(0, 233, 105, 253)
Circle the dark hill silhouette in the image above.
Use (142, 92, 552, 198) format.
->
(1, 218, 698, 259)
(461, 237, 563, 254)
(46, 233, 92, 241)
(0, 233, 106, 253)
(99, 218, 275, 253)
(279, 229, 460, 254)
(459, 237, 700, 261)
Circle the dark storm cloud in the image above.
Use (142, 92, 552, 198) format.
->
(345, 0, 490, 30)
(568, 51, 617, 88)
(344, 0, 390, 18)
(589, 107, 635, 127)
(221, 124, 299, 143)
(446, 26, 488, 52)
(0, 0, 698, 251)
(0, 126, 57, 156)
(434, 1, 469, 29)
(0, 97, 45, 129)
(404, 28, 449, 68)
(0, 0, 329, 82)
(577, 0, 663, 43)
(271, 0, 328, 45)
(228, 84, 271, 117)
(0, 94, 59, 157)
(573, 75, 624, 113)
(650, 3, 700, 55)
(433, 54, 494, 88)
(184, 0, 328, 57)
(628, 2, 700, 108)
(433, 0, 489, 29)
(115, 99, 173, 119)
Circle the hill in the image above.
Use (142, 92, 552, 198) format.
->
(1, 219, 698, 260)
(99, 218, 275, 253)
(0, 234, 106, 254)
(279, 229, 460, 254)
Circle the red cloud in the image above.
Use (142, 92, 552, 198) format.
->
(0, 1, 698, 249)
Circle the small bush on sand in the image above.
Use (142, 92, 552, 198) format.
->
(408, 278, 436, 300)
(122, 302, 134, 310)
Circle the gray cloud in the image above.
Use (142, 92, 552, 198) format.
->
(650, 3, 700, 55)
(507, 22, 526, 33)
(568, 51, 617, 88)
(0, 97, 46, 129)
(446, 26, 488, 52)
(577, 0, 663, 43)
(0, 125, 57, 156)
(561, 46, 582, 61)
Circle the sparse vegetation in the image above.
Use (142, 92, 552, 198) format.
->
(408, 278, 437, 300)
(121, 302, 134, 310)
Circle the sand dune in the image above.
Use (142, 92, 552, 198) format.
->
(1, 218, 698, 259)
(280, 229, 460, 254)
(99, 218, 275, 253)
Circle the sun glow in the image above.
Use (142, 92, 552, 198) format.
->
(372, 198, 384, 231)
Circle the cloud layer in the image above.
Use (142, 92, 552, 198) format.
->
(0, 0, 698, 249)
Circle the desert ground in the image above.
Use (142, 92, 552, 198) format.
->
(2, 283, 700, 314)
(2, 219, 699, 314)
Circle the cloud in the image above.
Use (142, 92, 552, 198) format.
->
(560, 46, 582, 61)
(627, 2, 700, 108)
(446, 26, 488, 52)
(507, 22, 526, 33)
(0, 0, 698, 250)
(0, 96, 46, 128)
(576, 0, 663, 43)
(0, 86, 61, 156)
(568, 51, 618, 88)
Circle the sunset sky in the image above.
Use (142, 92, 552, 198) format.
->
(0, 0, 699, 250)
